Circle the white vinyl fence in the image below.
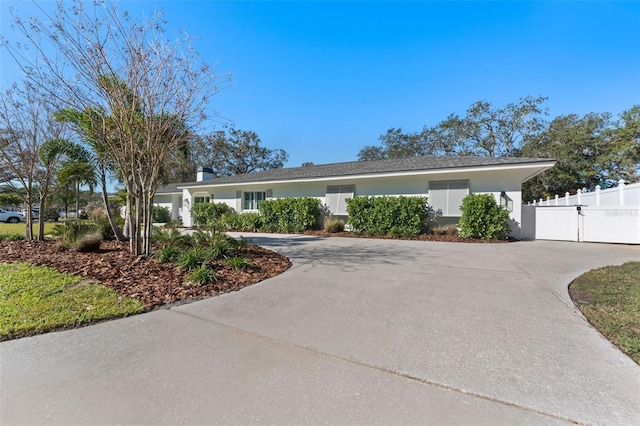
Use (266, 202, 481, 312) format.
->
(521, 180, 640, 244)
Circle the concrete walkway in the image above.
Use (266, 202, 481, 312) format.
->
(1, 235, 639, 425)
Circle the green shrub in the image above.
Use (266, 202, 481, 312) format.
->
(258, 197, 322, 232)
(220, 212, 262, 232)
(191, 203, 235, 227)
(42, 207, 60, 222)
(152, 226, 191, 249)
(93, 218, 116, 240)
(208, 238, 232, 260)
(0, 233, 25, 241)
(51, 220, 99, 243)
(188, 266, 218, 286)
(155, 246, 182, 263)
(178, 246, 207, 271)
(153, 206, 172, 223)
(346, 196, 434, 237)
(458, 194, 511, 240)
(323, 216, 345, 233)
(191, 229, 213, 246)
(226, 256, 252, 271)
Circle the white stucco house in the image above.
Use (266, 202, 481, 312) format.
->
(154, 155, 555, 238)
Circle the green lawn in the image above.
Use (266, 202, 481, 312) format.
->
(569, 262, 640, 364)
(0, 222, 57, 236)
(0, 262, 142, 340)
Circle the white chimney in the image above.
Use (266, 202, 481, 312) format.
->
(196, 167, 214, 182)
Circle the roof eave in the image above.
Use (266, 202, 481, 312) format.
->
(176, 160, 558, 190)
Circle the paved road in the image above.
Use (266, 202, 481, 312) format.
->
(1, 235, 639, 425)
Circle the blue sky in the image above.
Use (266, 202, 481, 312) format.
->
(2, 1, 639, 168)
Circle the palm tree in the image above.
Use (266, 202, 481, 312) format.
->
(57, 160, 97, 220)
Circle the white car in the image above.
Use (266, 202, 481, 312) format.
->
(0, 209, 25, 223)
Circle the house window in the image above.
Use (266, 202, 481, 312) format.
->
(193, 196, 210, 204)
(429, 180, 469, 217)
(326, 185, 355, 215)
(244, 191, 266, 210)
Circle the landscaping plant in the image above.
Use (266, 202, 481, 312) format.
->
(346, 196, 434, 237)
(191, 203, 235, 227)
(458, 194, 510, 240)
(323, 216, 345, 233)
(153, 206, 172, 223)
(258, 197, 322, 232)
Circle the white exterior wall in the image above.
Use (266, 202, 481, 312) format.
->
(178, 168, 529, 236)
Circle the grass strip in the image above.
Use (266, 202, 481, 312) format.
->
(0, 262, 143, 340)
(569, 261, 640, 364)
(0, 222, 57, 236)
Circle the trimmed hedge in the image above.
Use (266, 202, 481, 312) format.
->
(258, 197, 322, 232)
(153, 206, 172, 223)
(346, 196, 433, 237)
(458, 193, 510, 240)
(191, 202, 235, 227)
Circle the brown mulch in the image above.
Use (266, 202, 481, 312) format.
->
(0, 240, 291, 310)
(300, 229, 514, 243)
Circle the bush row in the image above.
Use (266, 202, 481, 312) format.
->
(187, 193, 510, 240)
(258, 197, 322, 233)
(346, 196, 434, 237)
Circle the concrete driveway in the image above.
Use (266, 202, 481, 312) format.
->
(1, 235, 639, 425)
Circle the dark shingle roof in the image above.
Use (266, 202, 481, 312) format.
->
(161, 155, 554, 191)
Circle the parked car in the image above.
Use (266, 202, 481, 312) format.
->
(0, 209, 25, 223)
(22, 208, 39, 219)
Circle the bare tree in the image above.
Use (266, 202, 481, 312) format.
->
(0, 82, 68, 240)
(3, 0, 231, 255)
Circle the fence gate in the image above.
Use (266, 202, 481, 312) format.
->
(521, 181, 640, 244)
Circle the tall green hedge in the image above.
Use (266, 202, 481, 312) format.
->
(458, 194, 510, 240)
(258, 197, 322, 232)
(346, 196, 433, 237)
(191, 202, 235, 227)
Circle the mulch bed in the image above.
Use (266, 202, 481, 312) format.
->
(0, 240, 291, 310)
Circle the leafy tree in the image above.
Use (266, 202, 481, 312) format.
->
(3, 0, 230, 255)
(192, 127, 288, 176)
(358, 96, 548, 160)
(301, 162, 315, 167)
(37, 139, 86, 239)
(455, 96, 548, 157)
(521, 108, 640, 201)
(358, 128, 432, 161)
(57, 159, 97, 220)
(0, 192, 23, 208)
(607, 105, 640, 182)
(0, 82, 68, 239)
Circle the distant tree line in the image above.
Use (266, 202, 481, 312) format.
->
(358, 97, 639, 201)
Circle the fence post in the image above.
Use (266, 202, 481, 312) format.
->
(554, 194, 559, 206)
(619, 179, 626, 206)
(565, 192, 570, 205)
(539, 198, 543, 206)
(595, 185, 601, 206)
(546, 197, 550, 206)
(577, 189, 582, 205)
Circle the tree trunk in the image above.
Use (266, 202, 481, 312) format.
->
(142, 189, 154, 256)
(25, 194, 33, 241)
(75, 180, 80, 220)
(37, 197, 46, 241)
(99, 170, 126, 241)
